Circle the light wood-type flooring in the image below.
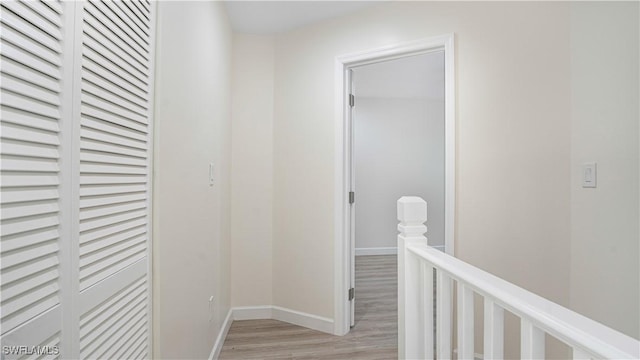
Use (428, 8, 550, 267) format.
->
(219, 255, 397, 359)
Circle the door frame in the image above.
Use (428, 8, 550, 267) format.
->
(333, 34, 456, 336)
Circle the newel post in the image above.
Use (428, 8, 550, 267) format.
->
(398, 196, 428, 360)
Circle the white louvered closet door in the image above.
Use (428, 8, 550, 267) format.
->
(76, 0, 153, 358)
(0, 1, 154, 359)
(1, 1, 73, 357)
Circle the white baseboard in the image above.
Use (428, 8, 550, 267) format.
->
(355, 247, 397, 256)
(208, 308, 233, 360)
(228, 305, 334, 334)
(232, 305, 272, 320)
(271, 306, 334, 334)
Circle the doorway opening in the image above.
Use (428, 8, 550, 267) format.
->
(333, 35, 456, 336)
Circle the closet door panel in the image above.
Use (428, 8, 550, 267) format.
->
(76, 1, 153, 358)
(0, 1, 69, 356)
(1, 1, 154, 358)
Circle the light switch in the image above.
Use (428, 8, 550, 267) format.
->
(582, 162, 597, 188)
(209, 163, 214, 186)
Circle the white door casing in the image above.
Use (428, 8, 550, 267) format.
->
(333, 35, 456, 335)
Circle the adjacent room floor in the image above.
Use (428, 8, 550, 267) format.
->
(219, 255, 397, 359)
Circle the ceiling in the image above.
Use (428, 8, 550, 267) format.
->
(224, 1, 383, 34)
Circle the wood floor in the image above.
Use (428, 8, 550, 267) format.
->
(219, 255, 397, 359)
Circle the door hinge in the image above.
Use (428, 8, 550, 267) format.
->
(349, 191, 355, 204)
(348, 287, 355, 301)
(349, 94, 355, 107)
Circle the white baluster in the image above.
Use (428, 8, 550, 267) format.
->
(457, 283, 474, 359)
(397, 197, 428, 360)
(521, 319, 545, 359)
(422, 261, 435, 359)
(437, 270, 452, 360)
(483, 299, 504, 360)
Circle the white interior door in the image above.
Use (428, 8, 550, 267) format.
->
(348, 69, 356, 327)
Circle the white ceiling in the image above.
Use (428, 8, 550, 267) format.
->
(224, 1, 383, 34)
(353, 51, 445, 99)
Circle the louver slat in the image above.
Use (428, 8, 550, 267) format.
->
(1, 105, 60, 132)
(100, 1, 149, 44)
(1, 74, 62, 107)
(81, 103, 148, 133)
(120, 2, 149, 37)
(81, 39, 147, 97)
(83, 3, 148, 71)
(80, 281, 147, 358)
(0, 41, 61, 79)
(0, 141, 59, 159)
(82, 81, 147, 119)
(1, 228, 58, 253)
(82, 56, 147, 102)
(81, 126, 147, 150)
(80, 142, 147, 162)
(1, 92, 61, 120)
(44, 0, 63, 15)
(20, 1, 63, 28)
(79, 184, 146, 197)
(79, 208, 146, 234)
(0, 10, 62, 54)
(0, 24, 61, 66)
(0, 1, 62, 40)
(80, 223, 146, 254)
(81, 68, 148, 110)
(81, 91, 147, 126)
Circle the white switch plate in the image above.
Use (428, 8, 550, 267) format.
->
(209, 163, 214, 186)
(582, 162, 597, 188)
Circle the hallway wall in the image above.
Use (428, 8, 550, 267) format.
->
(153, 2, 232, 358)
(266, 1, 640, 347)
(272, 5, 573, 348)
(231, 34, 275, 307)
(569, 1, 639, 339)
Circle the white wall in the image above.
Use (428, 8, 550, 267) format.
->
(231, 34, 275, 307)
(354, 54, 445, 251)
(569, 2, 639, 339)
(272, 3, 573, 339)
(354, 98, 444, 250)
(354, 98, 444, 249)
(153, 2, 232, 358)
